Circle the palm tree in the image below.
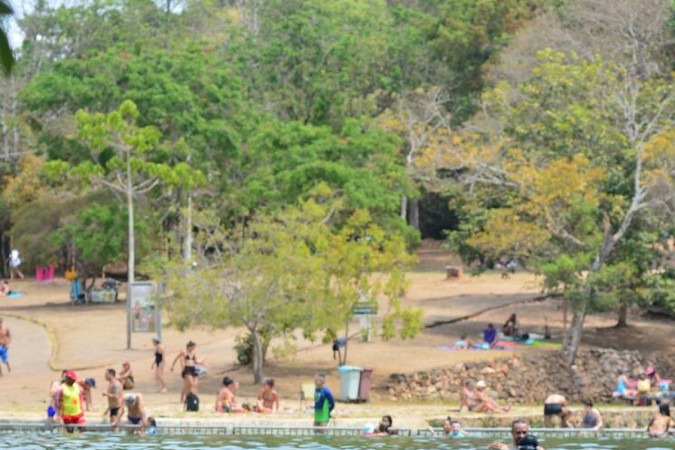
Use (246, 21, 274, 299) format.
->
(0, 0, 14, 74)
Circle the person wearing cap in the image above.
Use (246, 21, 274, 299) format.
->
(102, 368, 124, 430)
(487, 419, 545, 450)
(56, 370, 86, 431)
(543, 393, 571, 427)
(474, 380, 510, 413)
(117, 361, 135, 390)
(80, 377, 96, 411)
(645, 366, 662, 390)
(120, 393, 148, 433)
(215, 377, 245, 413)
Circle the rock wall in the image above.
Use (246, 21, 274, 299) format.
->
(377, 349, 675, 404)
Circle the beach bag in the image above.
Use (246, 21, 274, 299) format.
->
(185, 392, 199, 412)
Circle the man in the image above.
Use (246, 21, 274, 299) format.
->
(215, 377, 245, 412)
(483, 323, 498, 348)
(487, 419, 545, 450)
(313, 373, 335, 427)
(57, 370, 86, 432)
(102, 368, 124, 430)
(543, 393, 572, 427)
(120, 393, 148, 433)
(647, 403, 672, 438)
(0, 317, 10, 374)
(443, 418, 466, 437)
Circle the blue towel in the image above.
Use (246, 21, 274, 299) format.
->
(6, 292, 23, 298)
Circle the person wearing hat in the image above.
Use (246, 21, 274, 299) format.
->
(121, 393, 148, 433)
(474, 380, 510, 413)
(56, 370, 86, 431)
(487, 419, 545, 450)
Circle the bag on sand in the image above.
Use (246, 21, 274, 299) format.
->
(185, 392, 199, 412)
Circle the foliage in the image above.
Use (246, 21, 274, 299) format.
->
(0, 0, 12, 74)
(2, 155, 45, 208)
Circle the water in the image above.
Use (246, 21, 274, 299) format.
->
(1, 434, 673, 450)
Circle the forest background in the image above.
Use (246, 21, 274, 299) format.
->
(0, 0, 674, 382)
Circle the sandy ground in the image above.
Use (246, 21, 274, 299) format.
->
(0, 250, 673, 429)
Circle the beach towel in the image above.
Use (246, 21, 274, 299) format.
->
(6, 292, 23, 298)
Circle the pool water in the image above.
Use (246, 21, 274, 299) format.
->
(1, 434, 673, 449)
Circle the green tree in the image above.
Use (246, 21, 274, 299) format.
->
(0, 0, 12, 74)
(448, 51, 675, 365)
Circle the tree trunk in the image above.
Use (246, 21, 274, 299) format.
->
(184, 192, 192, 261)
(562, 300, 587, 366)
(400, 195, 408, 221)
(340, 320, 349, 366)
(251, 328, 264, 384)
(616, 301, 628, 327)
(408, 198, 420, 230)
(126, 156, 135, 350)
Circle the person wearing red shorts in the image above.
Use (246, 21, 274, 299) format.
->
(57, 370, 86, 432)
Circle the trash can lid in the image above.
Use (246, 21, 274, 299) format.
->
(338, 365, 363, 372)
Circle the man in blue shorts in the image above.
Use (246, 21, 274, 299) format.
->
(0, 317, 11, 374)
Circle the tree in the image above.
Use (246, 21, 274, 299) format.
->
(46, 100, 172, 348)
(447, 50, 675, 365)
(0, 0, 13, 74)
(154, 196, 422, 383)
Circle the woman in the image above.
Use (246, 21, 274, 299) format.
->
(502, 313, 518, 337)
(117, 361, 134, 390)
(150, 338, 166, 393)
(170, 341, 204, 403)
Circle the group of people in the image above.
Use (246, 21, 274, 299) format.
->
(613, 366, 671, 406)
(47, 369, 157, 434)
(453, 314, 530, 351)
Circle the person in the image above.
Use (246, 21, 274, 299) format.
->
(483, 323, 498, 348)
(117, 361, 135, 390)
(102, 368, 124, 430)
(645, 366, 662, 390)
(636, 374, 652, 406)
(171, 341, 204, 403)
(0, 280, 10, 296)
(215, 377, 245, 413)
(458, 380, 478, 412)
(487, 419, 545, 450)
(612, 370, 632, 398)
(81, 377, 96, 411)
(453, 334, 472, 350)
(543, 393, 572, 427)
(0, 317, 11, 374)
(47, 378, 62, 423)
(313, 373, 335, 427)
(474, 380, 510, 413)
(120, 393, 148, 433)
(443, 418, 465, 437)
(255, 378, 279, 413)
(372, 414, 398, 435)
(56, 370, 86, 432)
(581, 400, 603, 431)
(7, 249, 24, 280)
(647, 403, 672, 438)
(502, 314, 518, 337)
(146, 416, 158, 435)
(150, 338, 166, 393)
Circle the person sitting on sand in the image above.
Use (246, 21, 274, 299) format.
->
(0, 280, 11, 297)
(543, 393, 572, 427)
(502, 314, 518, 337)
(636, 374, 652, 406)
(255, 378, 279, 413)
(645, 366, 662, 390)
(215, 377, 245, 413)
(474, 380, 510, 413)
(458, 380, 478, 412)
(580, 400, 603, 431)
(483, 324, 498, 348)
(117, 361, 135, 390)
(612, 370, 633, 398)
(647, 403, 672, 438)
(453, 334, 472, 350)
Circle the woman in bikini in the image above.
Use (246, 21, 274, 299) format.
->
(170, 341, 204, 403)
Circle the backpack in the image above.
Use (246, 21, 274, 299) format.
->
(185, 392, 199, 412)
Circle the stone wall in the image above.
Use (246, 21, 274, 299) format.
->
(377, 349, 675, 404)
